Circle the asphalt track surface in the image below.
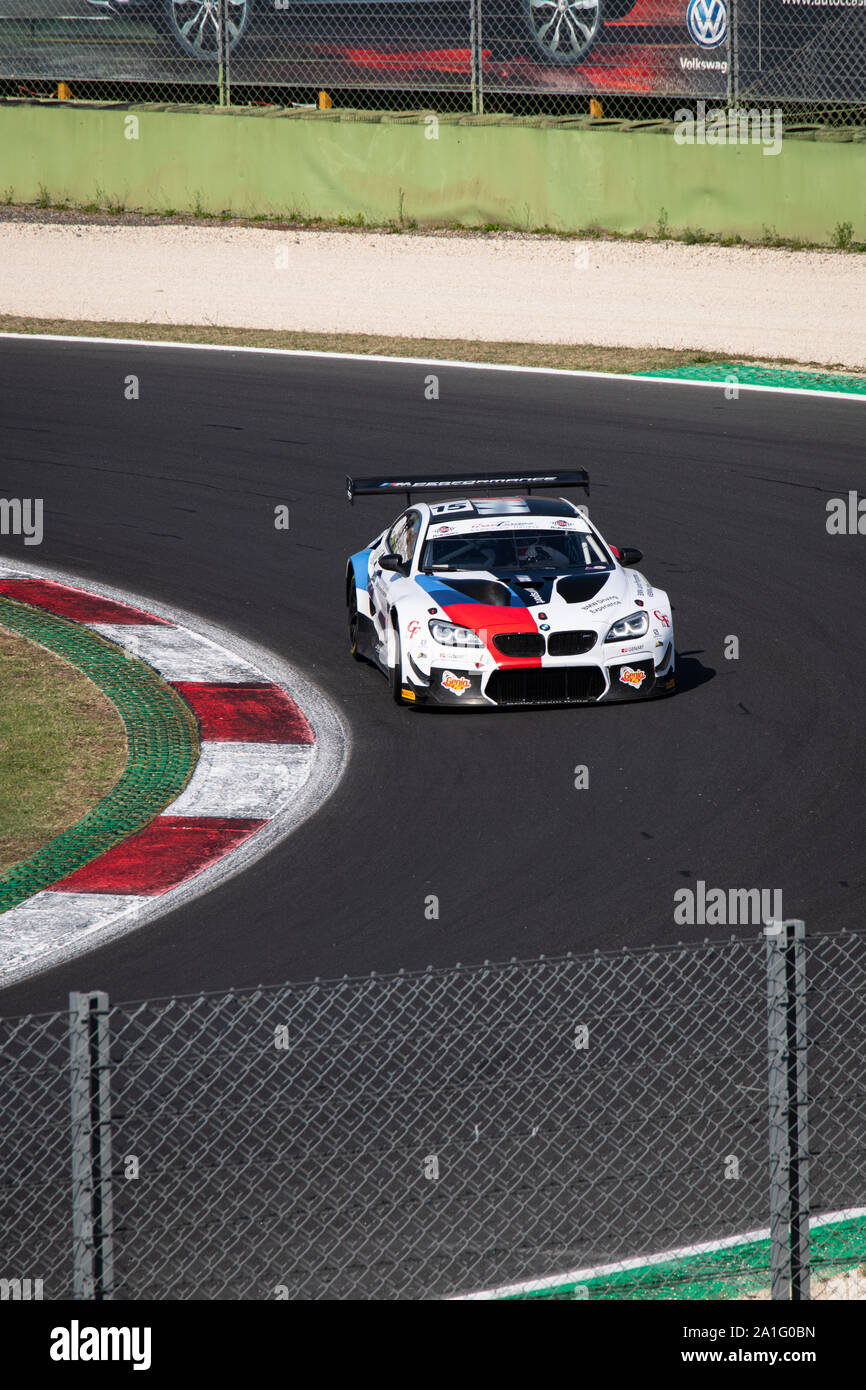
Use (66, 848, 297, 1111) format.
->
(0, 338, 864, 1019)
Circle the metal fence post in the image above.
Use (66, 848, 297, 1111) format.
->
(765, 924, 790, 1299)
(471, 0, 484, 116)
(727, 0, 739, 108)
(787, 921, 810, 1301)
(225, 0, 232, 110)
(765, 920, 810, 1300)
(69, 991, 114, 1300)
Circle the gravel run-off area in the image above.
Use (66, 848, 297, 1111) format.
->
(1, 222, 864, 369)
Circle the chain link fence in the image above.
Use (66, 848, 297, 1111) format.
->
(2, 924, 865, 1300)
(0, 0, 862, 115)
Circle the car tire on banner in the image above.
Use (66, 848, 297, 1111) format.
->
(486, 0, 637, 69)
(158, 0, 251, 60)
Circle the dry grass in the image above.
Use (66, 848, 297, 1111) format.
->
(0, 624, 127, 872)
(2, 314, 860, 378)
(0, 314, 755, 374)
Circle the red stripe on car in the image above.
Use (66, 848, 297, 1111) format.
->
(437, 602, 542, 669)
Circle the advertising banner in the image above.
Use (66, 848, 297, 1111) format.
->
(736, 0, 866, 102)
(0, 0, 861, 103)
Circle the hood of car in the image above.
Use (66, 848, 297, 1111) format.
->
(415, 567, 636, 626)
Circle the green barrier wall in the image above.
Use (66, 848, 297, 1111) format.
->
(2, 101, 865, 241)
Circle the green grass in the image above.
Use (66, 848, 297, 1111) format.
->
(0, 624, 127, 873)
(2, 197, 864, 252)
(833, 220, 855, 250)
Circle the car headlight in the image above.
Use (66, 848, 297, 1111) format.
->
(604, 610, 649, 641)
(428, 620, 485, 648)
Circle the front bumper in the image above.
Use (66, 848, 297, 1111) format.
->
(409, 654, 674, 708)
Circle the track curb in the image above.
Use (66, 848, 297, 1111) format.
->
(0, 558, 349, 988)
(0, 592, 200, 912)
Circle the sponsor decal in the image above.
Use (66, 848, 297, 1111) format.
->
(401, 688, 416, 702)
(619, 666, 647, 689)
(441, 670, 472, 696)
(583, 596, 620, 613)
(380, 475, 560, 490)
(686, 0, 728, 49)
(654, 610, 671, 628)
(407, 620, 420, 638)
(436, 518, 585, 535)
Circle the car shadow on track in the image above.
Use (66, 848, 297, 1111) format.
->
(673, 650, 716, 697)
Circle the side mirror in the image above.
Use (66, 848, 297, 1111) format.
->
(616, 546, 643, 567)
(378, 553, 406, 573)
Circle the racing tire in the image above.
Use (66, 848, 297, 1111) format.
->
(656, 660, 677, 698)
(389, 619, 408, 706)
(348, 590, 363, 662)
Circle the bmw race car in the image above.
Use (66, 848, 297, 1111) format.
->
(345, 469, 676, 708)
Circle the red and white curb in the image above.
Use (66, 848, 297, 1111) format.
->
(0, 559, 348, 986)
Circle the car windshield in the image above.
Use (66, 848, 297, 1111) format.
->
(420, 528, 612, 575)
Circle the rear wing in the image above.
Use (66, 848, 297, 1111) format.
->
(346, 469, 590, 505)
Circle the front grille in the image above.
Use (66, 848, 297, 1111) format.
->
(547, 630, 598, 657)
(492, 632, 545, 657)
(487, 666, 605, 707)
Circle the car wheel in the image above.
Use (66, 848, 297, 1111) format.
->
(656, 654, 677, 697)
(348, 591, 364, 662)
(163, 0, 249, 60)
(389, 619, 407, 705)
(522, 0, 603, 66)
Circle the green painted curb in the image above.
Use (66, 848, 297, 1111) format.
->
(634, 362, 866, 395)
(0, 595, 199, 912)
(497, 1214, 866, 1300)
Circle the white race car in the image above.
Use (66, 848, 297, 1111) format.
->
(346, 470, 676, 708)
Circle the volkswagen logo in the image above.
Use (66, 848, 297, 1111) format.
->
(686, 0, 728, 48)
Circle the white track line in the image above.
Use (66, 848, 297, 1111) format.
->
(1, 332, 864, 401)
(455, 1207, 866, 1299)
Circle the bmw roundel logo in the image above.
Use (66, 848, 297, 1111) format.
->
(686, 0, 728, 48)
